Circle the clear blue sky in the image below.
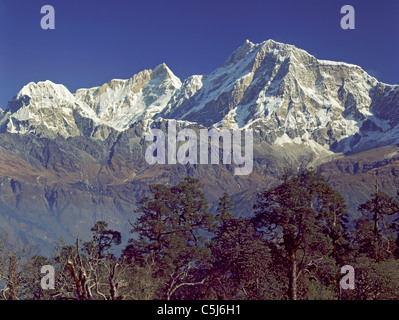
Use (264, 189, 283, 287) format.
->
(0, 0, 398, 109)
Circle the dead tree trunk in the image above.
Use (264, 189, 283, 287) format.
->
(65, 238, 91, 300)
(108, 263, 123, 300)
(288, 250, 297, 301)
(7, 255, 18, 300)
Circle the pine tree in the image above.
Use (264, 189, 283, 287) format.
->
(253, 170, 348, 300)
(355, 191, 399, 261)
(215, 192, 234, 226)
(205, 193, 279, 299)
(87, 221, 121, 259)
(124, 177, 214, 299)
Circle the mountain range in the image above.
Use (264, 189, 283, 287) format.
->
(1, 39, 399, 254)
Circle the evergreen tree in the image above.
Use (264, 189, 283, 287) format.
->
(87, 221, 121, 259)
(205, 193, 281, 299)
(209, 217, 279, 299)
(124, 177, 214, 299)
(215, 192, 234, 226)
(354, 191, 399, 261)
(253, 170, 349, 300)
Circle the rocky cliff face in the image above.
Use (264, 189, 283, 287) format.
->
(0, 39, 398, 254)
(161, 40, 399, 155)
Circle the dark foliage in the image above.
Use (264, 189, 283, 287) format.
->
(4, 172, 399, 300)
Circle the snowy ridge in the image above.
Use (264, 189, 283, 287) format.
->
(1, 63, 182, 138)
(157, 39, 398, 156)
(74, 63, 181, 131)
(1, 39, 398, 158)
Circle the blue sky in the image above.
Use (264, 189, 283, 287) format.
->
(0, 0, 398, 109)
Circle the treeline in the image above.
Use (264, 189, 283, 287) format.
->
(2, 171, 399, 300)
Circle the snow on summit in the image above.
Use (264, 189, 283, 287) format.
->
(74, 63, 182, 131)
(1, 63, 182, 137)
(0, 39, 398, 158)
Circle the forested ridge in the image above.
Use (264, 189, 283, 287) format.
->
(2, 171, 399, 300)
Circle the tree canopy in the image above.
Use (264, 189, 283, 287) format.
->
(3, 172, 399, 300)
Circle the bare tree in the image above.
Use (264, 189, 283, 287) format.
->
(0, 233, 34, 300)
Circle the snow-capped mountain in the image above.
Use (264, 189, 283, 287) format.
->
(1, 80, 80, 138)
(0, 63, 181, 139)
(1, 39, 398, 156)
(0, 39, 399, 253)
(160, 39, 399, 154)
(74, 63, 181, 131)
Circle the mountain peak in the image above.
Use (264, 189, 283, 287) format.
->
(4, 80, 74, 115)
(2, 38, 398, 151)
(16, 80, 74, 102)
(153, 62, 169, 71)
(224, 39, 256, 66)
(149, 63, 182, 92)
(243, 39, 255, 47)
(151, 63, 180, 82)
(223, 39, 296, 68)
